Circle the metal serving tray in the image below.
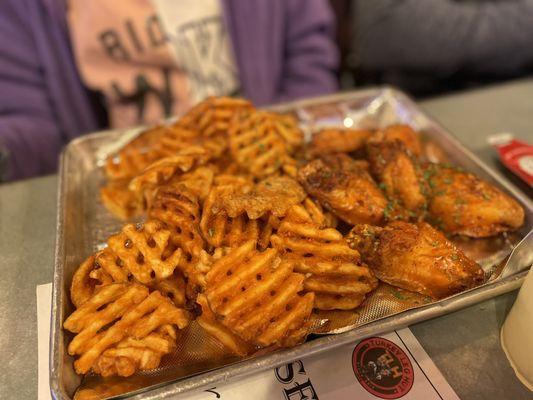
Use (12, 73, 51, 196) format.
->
(51, 87, 533, 399)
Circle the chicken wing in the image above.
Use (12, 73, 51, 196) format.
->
(308, 128, 372, 156)
(424, 163, 525, 237)
(297, 154, 387, 225)
(346, 221, 485, 299)
(366, 137, 428, 220)
(377, 124, 423, 157)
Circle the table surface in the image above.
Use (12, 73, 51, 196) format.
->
(1, 79, 532, 400)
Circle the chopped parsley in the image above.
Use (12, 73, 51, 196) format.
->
(378, 182, 388, 191)
(208, 228, 215, 237)
(391, 289, 407, 301)
(482, 192, 492, 201)
(451, 254, 459, 261)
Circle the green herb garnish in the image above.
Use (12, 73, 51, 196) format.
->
(391, 289, 407, 301)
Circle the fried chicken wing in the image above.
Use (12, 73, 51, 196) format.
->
(297, 154, 387, 225)
(347, 221, 484, 299)
(424, 164, 525, 237)
(366, 137, 428, 220)
(377, 124, 423, 157)
(308, 128, 372, 156)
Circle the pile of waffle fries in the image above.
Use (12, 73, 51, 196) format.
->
(64, 96, 525, 380)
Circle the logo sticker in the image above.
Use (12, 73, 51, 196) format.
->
(352, 337, 414, 399)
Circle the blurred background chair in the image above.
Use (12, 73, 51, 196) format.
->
(331, 0, 533, 98)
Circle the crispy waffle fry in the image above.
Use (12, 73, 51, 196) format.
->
(100, 180, 142, 220)
(104, 126, 168, 181)
(70, 255, 104, 308)
(203, 241, 315, 347)
(150, 271, 187, 307)
(169, 166, 215, 203)
(301, 197, 338, 229)
(222, 176, 306, 219)
(148, 185, 204, 261)
(107, 220, 182, 284)
(228, 110, 304, 177)
(93, 325, 178, 377)
(196, 294, 253, 356)
(128, 147, 211, 196)
(200, 178, 253, 247)
(152, 126, 201, 157)
(178, 96, 254, 137)
(64, 283, 191, 376)
(271, 205, 378, 310)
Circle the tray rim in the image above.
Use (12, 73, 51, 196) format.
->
(50, 86, 533, 400)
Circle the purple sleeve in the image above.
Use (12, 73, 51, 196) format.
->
(0, 1, 63, 180)
(276, 0, 339, 102)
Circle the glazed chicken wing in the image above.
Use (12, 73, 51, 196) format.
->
(346, 221, 484, 299)
(377, 124, 423, 157)
(366, 137, 428, 220)
(425, 164, 525, 237)
(297, 154, 387, 225)
(308, 128, 372, 156)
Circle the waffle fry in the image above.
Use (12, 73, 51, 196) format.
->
(148, 185, 204, 260)
(228, 110, 304, 177)
(107, 220, 182, 284)
(70, 255, 103, 308)
(93, 325, 178, 377)
(301, 197, 338, 229)
(200, 177, 254, 248)
(128, 147, 211, 196)
(222, 176, 306, 219)
(104, 126, 168, 181)
(100, 180, 142, 220)
(178, 96, 254, 137)
(196, 294, 253, 356)
(203, 241, 315, 347)
(152, 126, 201, 157)
(64, 283, 191, 376)
(169, 166, 215, 203)
(150, 270, 187, 307)
(271, 205, 378, 310)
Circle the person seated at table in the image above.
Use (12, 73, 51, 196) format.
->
(0, 0, 338, 182)
(346, 0, 533, 96)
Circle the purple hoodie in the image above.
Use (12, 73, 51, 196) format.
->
(0, 0, 338, 181)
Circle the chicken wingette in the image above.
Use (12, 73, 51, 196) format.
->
(297, 154, 387, 225)
(424, 163, 525, 237)
(308, 128, 372, 156)
(347, 221, 485, 299)
(366, 137, 428, 220)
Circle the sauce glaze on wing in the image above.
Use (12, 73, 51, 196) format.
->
(297, 154, 387, 225)
(347, 221, 485, 299)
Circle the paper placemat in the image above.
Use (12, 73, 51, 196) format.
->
(38, 283, 459, 399)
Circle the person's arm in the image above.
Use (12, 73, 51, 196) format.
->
(277, 0, 339, 101)
(354, 0, 533, 75)
(0, 1, 63, 180)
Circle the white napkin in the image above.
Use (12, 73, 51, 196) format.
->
(38, 283, 459, 399)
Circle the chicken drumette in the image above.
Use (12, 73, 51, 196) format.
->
(347, 221, 485, 299)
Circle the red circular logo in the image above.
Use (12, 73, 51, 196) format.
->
(352, 337, 414, 399)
